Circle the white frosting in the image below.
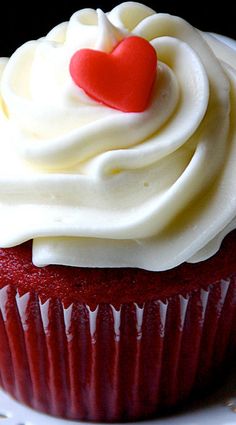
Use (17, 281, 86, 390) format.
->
(0, 2, 236, 270)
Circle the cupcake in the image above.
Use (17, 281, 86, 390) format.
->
(0, 1, 236, 422)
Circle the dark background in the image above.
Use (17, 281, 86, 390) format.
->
(1, 1, 235, 57)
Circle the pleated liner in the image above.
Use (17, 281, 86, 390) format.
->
(1, 276, 236, 422)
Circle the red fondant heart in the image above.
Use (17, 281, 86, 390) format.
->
(69, 36, 157, 113)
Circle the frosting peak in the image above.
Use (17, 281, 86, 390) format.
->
(0, 2, 236, 270)
(95, 9, 125, 52)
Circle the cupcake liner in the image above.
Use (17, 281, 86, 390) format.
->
(0, 276, 236, 422)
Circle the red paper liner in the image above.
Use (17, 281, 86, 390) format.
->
(0, 276, 236, 422)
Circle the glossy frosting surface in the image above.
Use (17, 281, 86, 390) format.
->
(0, 2, 236, 270)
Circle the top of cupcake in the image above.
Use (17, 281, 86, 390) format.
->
(0, 1, 236, 271)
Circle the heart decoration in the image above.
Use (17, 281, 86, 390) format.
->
(69, 36, 157, 113)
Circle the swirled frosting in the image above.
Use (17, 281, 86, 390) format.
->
(0, 2, 236, 270)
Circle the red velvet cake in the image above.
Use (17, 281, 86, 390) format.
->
(0, 232, 236, 421)
(0, 1, 236, 423)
